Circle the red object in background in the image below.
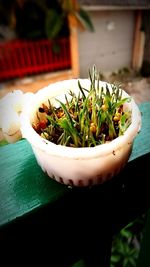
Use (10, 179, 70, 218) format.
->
(0, 38, 71, 81)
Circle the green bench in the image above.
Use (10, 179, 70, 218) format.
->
(0, 102, 150, 267)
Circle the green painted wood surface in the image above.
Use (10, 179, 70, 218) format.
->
(0, 141, 68, 227)
(129, 102, 150, 161)
(0, 102, 150, 228)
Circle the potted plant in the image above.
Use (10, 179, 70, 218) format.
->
(19, 65, 141, 187)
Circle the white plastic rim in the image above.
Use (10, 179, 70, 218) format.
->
(20, 79, 141, 160)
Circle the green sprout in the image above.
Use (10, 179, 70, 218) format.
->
(32, 65, 131, 147)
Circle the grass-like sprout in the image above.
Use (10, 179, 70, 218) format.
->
(32, 65, 131, 147)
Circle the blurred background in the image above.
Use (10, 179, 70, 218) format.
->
(0, 0, 150, 103)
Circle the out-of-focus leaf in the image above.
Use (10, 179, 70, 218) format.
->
(111, 254, 121, 263)
(74, 8, 94, 32)
(45, 9, 64, 39)
(120, 228, 133, 239)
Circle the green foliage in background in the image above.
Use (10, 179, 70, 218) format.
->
(0, 0, 94, 40)
(111, 214, 146, 267)
(70, 214, 146, 267)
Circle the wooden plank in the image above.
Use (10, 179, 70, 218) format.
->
(82, 5, 150, 11)
(79, 0, 150, 9)
(0, 69, 75, 98)
(68, 15, 80, 78)
(0, 140, 69, 227)
(0, 102, 150, 229)
(132, 10, 145, 70)
(129, 102, 150, 161)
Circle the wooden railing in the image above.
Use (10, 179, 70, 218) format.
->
(0, 38, 71, 81)
(0, 102, 150, 266)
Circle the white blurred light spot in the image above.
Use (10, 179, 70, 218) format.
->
(107, 22, 115, 31)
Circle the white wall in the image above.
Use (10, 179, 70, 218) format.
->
(77, 10, 135, 77)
